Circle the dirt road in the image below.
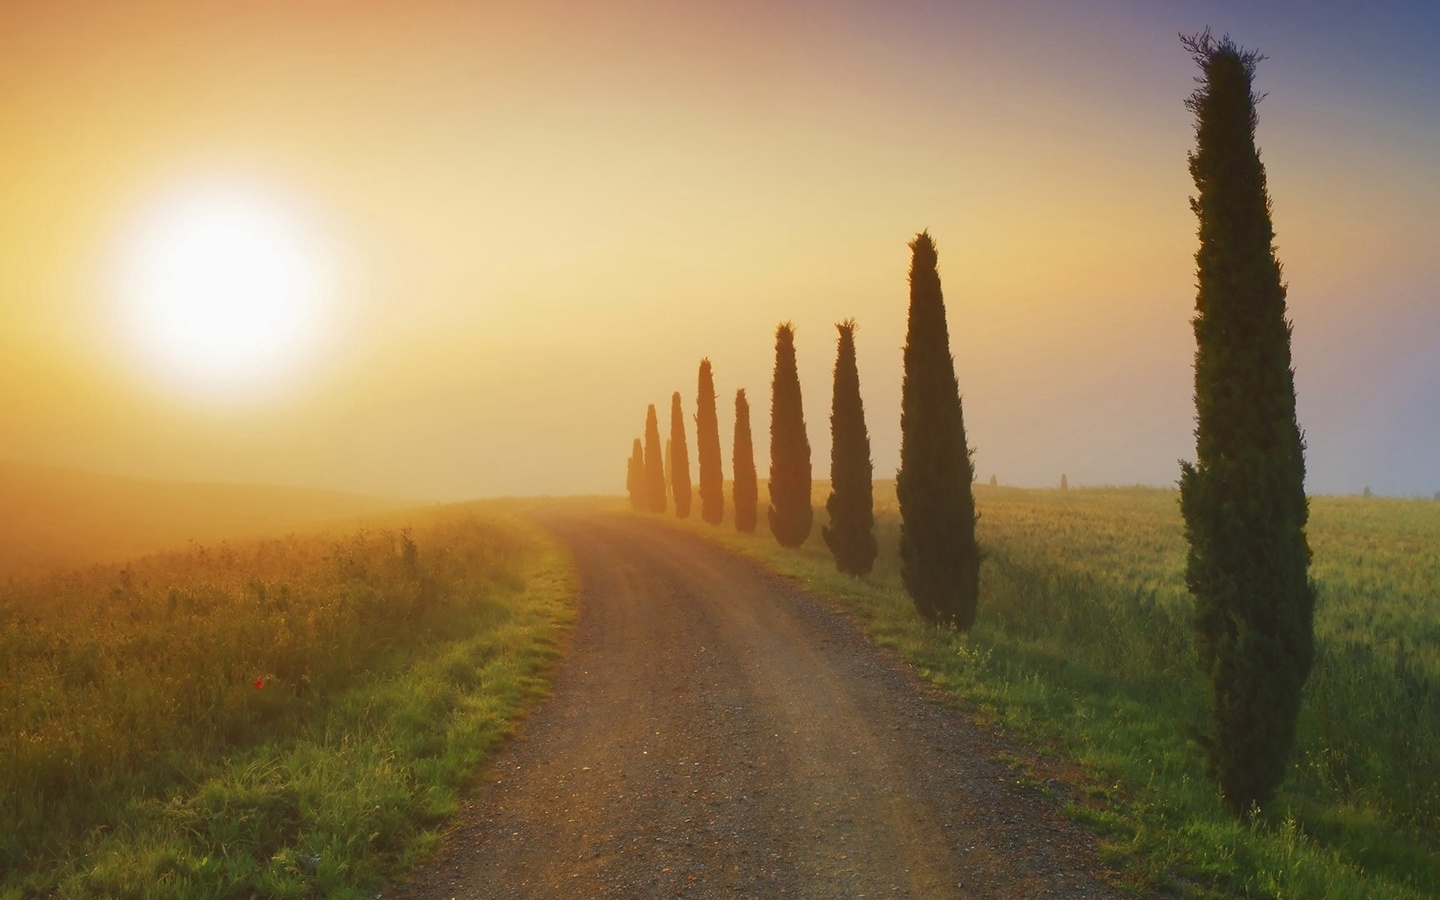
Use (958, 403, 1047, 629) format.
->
(391, 511, 1123, 898)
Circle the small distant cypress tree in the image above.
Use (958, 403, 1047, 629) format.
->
(643, 404, 666, 514)
(1060, 474, 1069, 491)
(733, 389, 758, 533)
(897, 231, 981, 630)
(1179, 30, 1314, 816)
(695, 359, 725, 525)
(988, 474, 997, 487)
(822, 319, 877, 576)
(626, 438, 646, 510)
(767, 322, 812, 547)
(670, 392, 693, 519)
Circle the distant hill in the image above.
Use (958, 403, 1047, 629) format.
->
(0, 461, 420, 578)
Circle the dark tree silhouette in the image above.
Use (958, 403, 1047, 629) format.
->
(1179, 30, 1314, 817)
(767, 322, 813, 548)
(733, 388, 758, 533)
(695, 359, 725, 525)
(670, 392, 693, 519)
(822, 319, 877, 576)
(1060, 473, 1068, 491)
(643, 404, 666, 514)
(626, 438, 645, 510)
(897, 231, 980, 630)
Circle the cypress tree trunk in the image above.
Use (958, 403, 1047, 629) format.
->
(695, 359, 725, 525)
(822, 319, 877, 576)
(669, 392, 693, 519)
(643, 404, 666, 514)
(1179, 30, 1315, 816)
(627, 437, 646, 510)
(897, 231, 980, 629)
(733, 389, 758, 533)
(767, 322, 813, 548)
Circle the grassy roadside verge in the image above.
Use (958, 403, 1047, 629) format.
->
(1, 502, 575, 898)
(659, 484, 1438, 899)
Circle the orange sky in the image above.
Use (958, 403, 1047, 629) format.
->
(2, 0, 1437, 499)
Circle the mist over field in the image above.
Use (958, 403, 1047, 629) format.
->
(0, 461, 415, 577)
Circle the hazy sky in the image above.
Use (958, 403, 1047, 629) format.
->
(1, 0, 1436, 500)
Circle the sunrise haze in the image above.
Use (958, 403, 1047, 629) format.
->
(2, 0, 1437, 500)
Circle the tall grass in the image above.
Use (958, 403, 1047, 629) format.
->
(0, 503, 574, 898)
(670, 483, 1440, 897)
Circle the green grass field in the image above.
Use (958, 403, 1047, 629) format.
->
(667, 483, 1440, 898)
(0, 502, 574, 898)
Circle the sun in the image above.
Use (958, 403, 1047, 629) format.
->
(113, 179, 336, 398)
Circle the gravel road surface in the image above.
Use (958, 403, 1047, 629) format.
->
(390, 511, 1125, 898)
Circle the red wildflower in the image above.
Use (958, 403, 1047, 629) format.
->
(254, 678, 265, 690)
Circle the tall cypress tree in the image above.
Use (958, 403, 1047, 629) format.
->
(897, 231, 980, 630)
(767, 322, 813, 548)
(643, 404, 666, 514)
(1179, 30, 1314, 816)
(733, 388, 758, 533)
(670, 392, 693, 519)
(822, 319, 877, 576)
(695, 359, 725, 525)
(626, 438, 646, 510)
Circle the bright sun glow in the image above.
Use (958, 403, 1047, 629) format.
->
(114, 179, 335, 398)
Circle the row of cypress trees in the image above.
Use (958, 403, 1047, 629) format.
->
(627, 30, 1313, 818)
(624, 241, 980, 607)
(762, 319, 885, 581)
(626, 363, 760, 533)
(623, 320, 883, 582)
(626, 405, 667, 515)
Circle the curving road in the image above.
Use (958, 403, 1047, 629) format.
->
(390, 510, 1124, 898)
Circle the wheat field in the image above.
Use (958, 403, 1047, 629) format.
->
(0, 502, 574, 898)
(673, 482, 1440, 897)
